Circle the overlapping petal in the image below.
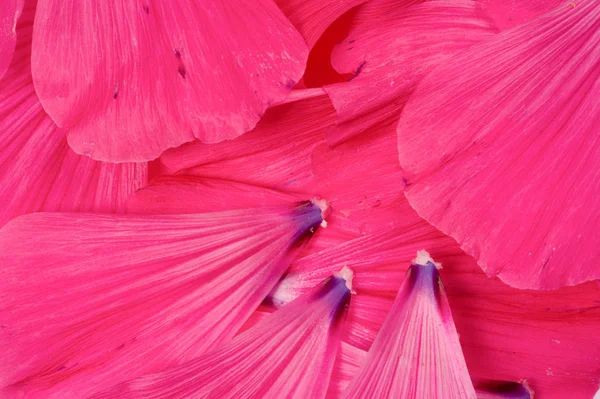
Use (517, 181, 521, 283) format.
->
(275, 0, 367, 49)
(0, 202, 325, 398)
(397, 0, 600, 289)
(273, 210, 600, 397)
(324, 0, 497, 145)
(92, 271, 352, 398)
(342, 252, 476, 398)
(31, 0, 308, 162)
(158, 90, 334, 191)
(0, 1, 146, 227)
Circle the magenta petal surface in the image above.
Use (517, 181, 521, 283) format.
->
(0, 2, 146, 227)
(0, 202, 324, 398)
(275, 0, 367, 49)
(342, 253, 476, 399)
(398, 1, 600, 289)
(91, 272, 351, 398)
(31, 0, 308, 162)
(324, 0, 496, 145)
(0, 0, 22, 79)
(158, 90, 333, 191)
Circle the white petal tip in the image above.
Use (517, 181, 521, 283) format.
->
(413, 250, 442, 269)
(311, 198, 329, 226)
(334, 266, 356, 293)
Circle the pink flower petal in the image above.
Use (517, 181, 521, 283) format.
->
(397, 1, 600, 289)
(324, 0, 497, 145)
(311, 123, 406, 233)
(477, 0, 564, 31)
(31, 0, 308, 162)
(0, 0, 22, 79)
(0, 3, 146, 227)
(0, 202, 325, 398)
(91, 271, 352, 398)
(127, 175, 303, 214)
(275, 0, 367, 49)
(273, 218, 600, 397)
(341, 252, 476, 398)
(158, 90, 334, 191)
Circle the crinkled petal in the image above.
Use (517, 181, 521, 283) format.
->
(397, 1, 600, 289)
(0, 0, 22, 78)
(0, 3, 146, 227)
(0, 202, 325, 398)
(274, 209, 600, 397)
(342, 252, 476, 399)
(275, 0, 367, 49)
(324, 0, 496, 145)
(158, 90, 334, 191)
(91, 272, 351, 399)
(31, 0, 308, 162)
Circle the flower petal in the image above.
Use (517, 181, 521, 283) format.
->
(0, 0, 22, 78)
(159, 90, 334, 191)
(311, 123, 406, 233)
(0, 202, 325, 398)
(342, 252, 476, 399)
(127, 175, 303, 214)
(91, 271, 351, 398)
(397, 1, 600, 289)
(275, 0, 367, 49)
(274, 209, 600, 397)
(0, 2, 146, 227)
(31, 0, 308, 162)
(324, 0, 497, 145)
(477, 0, 564, 31)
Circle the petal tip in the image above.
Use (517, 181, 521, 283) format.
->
(412, 249, 442, 269)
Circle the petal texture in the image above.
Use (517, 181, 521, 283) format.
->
(0, 0, 22, 78)
(397, 1, 600, 289)
(0, 202, 324, 398)
(275, 0, 367, 49)
(158, 90, 334, 191)
(92, 272, 351, 399)
(324, 0, 496, 145)
(477, 0, 564, 30)
(31, 0, 308, 162)
(0, 2, 146, 227)
(275, 209, 600, 397)
(342, 252, 476, 399)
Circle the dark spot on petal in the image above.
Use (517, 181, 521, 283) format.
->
(401, 177, 408, 186)
(285, 79, 295, 89)
(116, 343, 125, 350)
(57, 365, 66, 371)
(347, 47, 354, 51)
(113, 87, 119, 99)
(348, 39, 355, 44)
(178, 65, 187, 79)
(174, 49, 182, 59)
(348, 61, 366, 81)
(142, 4, 149, 14)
